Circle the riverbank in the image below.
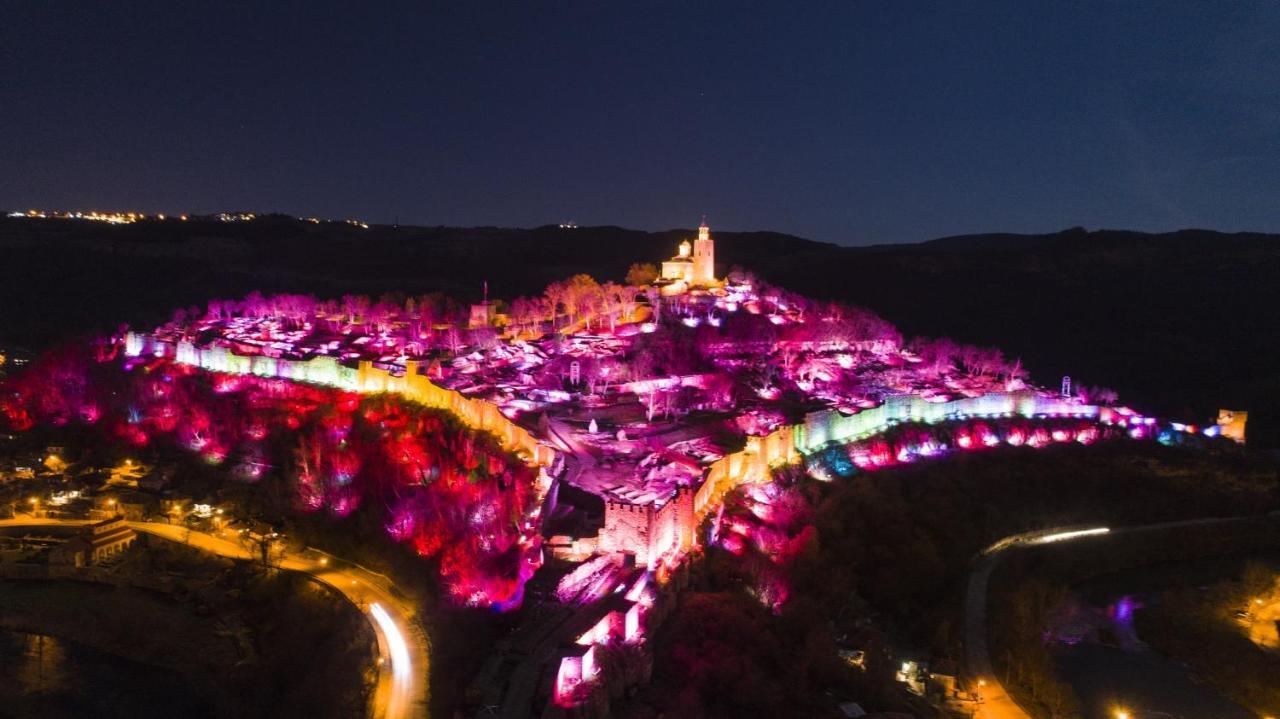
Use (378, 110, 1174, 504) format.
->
(0, 628, 211, 719)
(0, 579, 234, 711)
(0, 537, 375, 718)
(987, 517, 1280, 718)
(1133, 557, 1280, 717)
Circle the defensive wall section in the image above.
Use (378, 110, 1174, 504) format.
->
(693, 390, 1116, 520)
(125, 332, 555, 468)
(127, 332, 1120, 569)
(598, 487, 696, 567)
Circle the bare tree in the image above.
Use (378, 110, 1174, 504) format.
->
(625, 262, 658, 286)
(543, 281, 568, 330)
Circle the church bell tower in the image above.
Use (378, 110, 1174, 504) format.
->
(692, 218, 715, 286)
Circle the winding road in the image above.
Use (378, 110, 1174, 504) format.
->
(0, 516, 429, 719)
(964, 528, 1098, 719)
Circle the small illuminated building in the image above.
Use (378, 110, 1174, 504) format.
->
(94, 492, 149, 521)
(660, 239, 695, 284)
(895, 659, 928, 696)
(927, 659, 960, 698)
(469, 281, 495, 329)
(658, 220, 717, 294)
(1217, 409, 1247, 444)
(469, 302, 494, 329)
(50, 516, 137, 567)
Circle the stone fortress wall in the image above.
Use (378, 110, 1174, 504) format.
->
(127, 332, 555, 469)
(127, 331, 1118, 572)
(693, 390, 1114, 522)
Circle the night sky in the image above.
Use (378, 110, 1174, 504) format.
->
(3, 2, 1278, 245)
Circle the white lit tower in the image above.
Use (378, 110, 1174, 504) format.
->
(692, 217, 715, 286)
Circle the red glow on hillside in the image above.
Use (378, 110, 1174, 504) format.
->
(2, 348, 540, 608)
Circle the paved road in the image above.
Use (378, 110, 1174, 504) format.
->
(546, 417, 595, 480)
(0, 516, 429, 719)
(965, 543, 1036, 719)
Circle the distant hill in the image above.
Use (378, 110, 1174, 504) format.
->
(2, 217, 1277, 446)
(766, 227, 1280, 448)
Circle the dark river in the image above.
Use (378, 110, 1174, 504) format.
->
(0, 629, 214, 719)
(1052, 595, 1253, 719)
(1056, 641, 1253, 719)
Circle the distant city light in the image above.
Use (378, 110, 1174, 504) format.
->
(6, 209, 371, 228)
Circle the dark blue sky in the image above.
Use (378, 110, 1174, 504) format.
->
(3, 2, 1278, 245)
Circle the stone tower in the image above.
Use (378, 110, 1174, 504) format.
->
(692, 219, 715, 286)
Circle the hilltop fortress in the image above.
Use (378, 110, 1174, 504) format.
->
(108, 221, 1241, 713)
(118, 223, 1127, 569)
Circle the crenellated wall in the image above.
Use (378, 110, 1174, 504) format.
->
(128, 332, 1127, 568)
(695, 424, 802, 519)
(127, 332, 556, 468)
(693, 390, 1120, 521)
(796, 390, 1108, 454)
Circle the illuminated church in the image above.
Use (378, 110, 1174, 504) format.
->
(658, 220, 717, 293)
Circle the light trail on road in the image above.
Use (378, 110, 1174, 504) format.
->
(0, 516, 427, 719)
(371, 602, 412, 682)
(1031, 527, 1110, 544)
